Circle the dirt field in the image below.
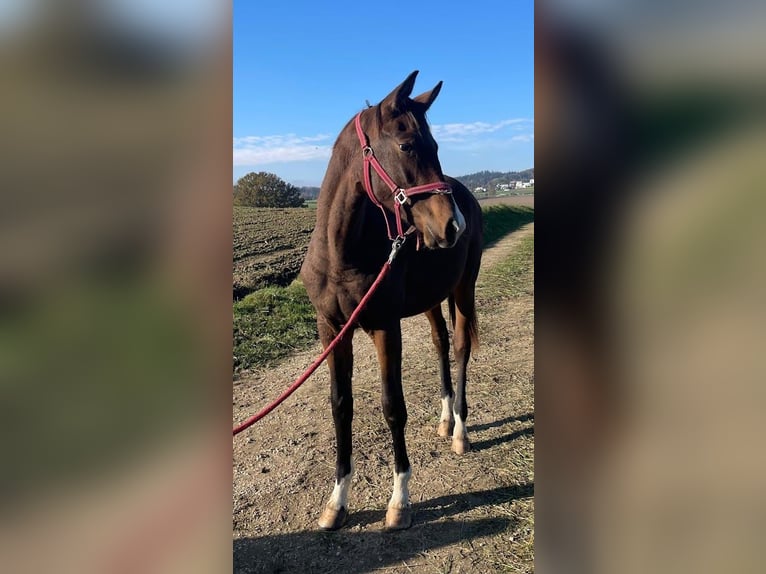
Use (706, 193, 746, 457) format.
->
(478, 194, 534, 208)
(233, 223, 534, 573)
(233, 207, 316, 298)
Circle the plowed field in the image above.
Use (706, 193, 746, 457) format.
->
(233, 207, 317, 298)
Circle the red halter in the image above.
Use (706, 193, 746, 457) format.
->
(354, 112, 452, 241)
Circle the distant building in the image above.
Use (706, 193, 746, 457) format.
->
(474, 186, 487, 194)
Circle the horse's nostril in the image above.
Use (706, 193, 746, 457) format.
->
(444, 218, 457, 245)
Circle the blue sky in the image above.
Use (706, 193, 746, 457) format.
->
(234, 1, 533, 187)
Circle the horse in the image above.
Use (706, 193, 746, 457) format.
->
(299, 70, 483, 531)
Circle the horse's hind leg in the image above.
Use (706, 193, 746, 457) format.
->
(452, 282, 478, 454)
(371, 324, 412, 530)
(425, 305, 454, 437)
(317, 319, 355, 530)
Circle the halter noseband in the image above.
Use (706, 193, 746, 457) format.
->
(354, 112, 452, 241)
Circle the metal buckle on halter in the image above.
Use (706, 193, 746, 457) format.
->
(362, 146, 374, 158)
(394, 189, 409, 205)
(388, 235, 406, 263)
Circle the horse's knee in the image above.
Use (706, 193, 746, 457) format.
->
(382, 395, 407, 428)
(455, 324, 476, 358)
(431, 328, 448, 350)
(330, 393, 353, 423)
(384, 412, 407, 430)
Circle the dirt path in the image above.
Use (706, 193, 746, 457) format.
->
(233, 224, 534, 573)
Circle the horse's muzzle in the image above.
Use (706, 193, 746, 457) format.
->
(443, 218, 462, 248)
(444, 200, 467, 247)
(427, 216, 465, 249)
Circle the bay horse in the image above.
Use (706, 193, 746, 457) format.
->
(300, 71, 483, 530)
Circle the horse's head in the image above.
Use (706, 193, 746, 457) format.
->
(358, 71, 466, 249)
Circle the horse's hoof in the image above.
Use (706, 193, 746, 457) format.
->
(318, 506, 348, 530)
(384, 506, 412, 530)
(452, 437, 471, 454)
(437, 420, 452, 437)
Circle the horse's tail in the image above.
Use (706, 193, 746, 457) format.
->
(448, 294, 479, 356)
(468, 310, 479, 355)
(448, 294, 456, 331)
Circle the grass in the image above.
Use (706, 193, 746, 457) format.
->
(233, 203, 534, 374)
(479, 235, 535, 301)
(482, 204, 535, 247)
(233, 281, 317, 373)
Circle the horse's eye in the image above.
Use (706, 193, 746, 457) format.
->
(399, 143, 413, 153)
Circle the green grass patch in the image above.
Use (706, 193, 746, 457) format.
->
(479, 235, 534, 301)
(482, 204, 534, 247)
(233, 281, 317, 373)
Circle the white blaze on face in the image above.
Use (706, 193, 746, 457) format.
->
(388, 468, 412, 510)
(327, 460, 354, 511)
(440, 396, 454, 425)
(451, 196, 466, 240)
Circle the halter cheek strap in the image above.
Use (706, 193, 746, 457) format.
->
(354, 112, 452, 241)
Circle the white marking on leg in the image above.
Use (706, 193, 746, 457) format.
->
(388, 468, 412, 510)
(440, 396, 454, 425)
(453, 411, 467, 441)
(327, 460, 354, 511)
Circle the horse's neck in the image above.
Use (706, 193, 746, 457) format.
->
(320, 173, 390, 270)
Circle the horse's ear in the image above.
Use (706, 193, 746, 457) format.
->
(381, 70, 419, 114)
(413, 81, 443, 111)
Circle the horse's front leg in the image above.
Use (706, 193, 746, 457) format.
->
(371, 323, 412, 530)
(425, 305, 454, 437)
(318, 319, 355, 530)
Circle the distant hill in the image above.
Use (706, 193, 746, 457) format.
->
(298, 169, 534, 199)
(454, 169, 534, 191)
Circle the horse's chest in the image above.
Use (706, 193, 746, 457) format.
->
(400, 251, 465, 315)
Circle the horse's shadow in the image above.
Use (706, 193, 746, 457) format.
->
(471, 425, 534, 452)
(467, 412, 533, 433)
(234, 483, 533, 574)
(465, 412, 534, 452)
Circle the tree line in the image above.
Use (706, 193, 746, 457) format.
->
(455, 169, 534, 191)
(233, 172, 305, 208)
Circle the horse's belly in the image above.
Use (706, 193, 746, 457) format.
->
(401, 290, 453, 318)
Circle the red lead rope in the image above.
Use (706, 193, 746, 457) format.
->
(232, 238, 405, 436)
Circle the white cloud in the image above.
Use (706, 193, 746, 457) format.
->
(510, 133, 534, 143)
(232, 119, 533, 169)
(431, 118, 533, 142)
(233, 133, 333, 166)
